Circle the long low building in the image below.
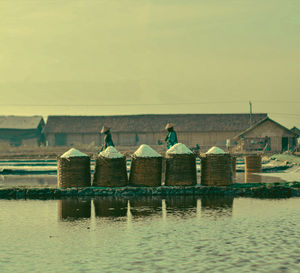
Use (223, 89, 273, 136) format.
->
(43, 114, 267, 149)
(0, 116, 45, 147)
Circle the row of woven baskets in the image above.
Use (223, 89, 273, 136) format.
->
(57, 153, 198, 187)
(57, 154, 262, 188)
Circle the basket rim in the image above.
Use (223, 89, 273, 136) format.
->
(57, 156, 91, 160)
(96, 155, 126, 160)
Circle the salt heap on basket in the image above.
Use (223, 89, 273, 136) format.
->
(206, 146, 225, 154)
(166, 143, 193, 154)
(99, 146, 124, 158)
(58, 148, 90, 188)
(129, 144, 162, 186)
(201, 146, 233, 186)
(61, 148, 88, 158)
(94, 146, 127, 187)
(133, 144, 161, 157)
(165, 143, 196, 186)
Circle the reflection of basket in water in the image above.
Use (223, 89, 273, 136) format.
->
(93, 156, 128, 187)
(244, 154, 262, 173)
(58, 198, 91, 220)
(57, 156, 91, 188)
(201, 154, 233, 186)
(94, 198, 127, 217)
(244, 172, 262, 183)
(165, 196, 197, 211)
(165, 154, 197, 186)
(201, 196, 233, 209)
(129, 197, 162, 217)
(129, 156, 162, 186)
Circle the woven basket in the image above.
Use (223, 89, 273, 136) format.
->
(129, 156, 162, 186)
(58, 198, 91, 220)
(94, 197, 127, 217)
(200, 154, 233, 186)
(93, 156, 128, 187)
(244, 154, 262, 173)
(165, 154, 197, 186)
(57, 156, 91, 188)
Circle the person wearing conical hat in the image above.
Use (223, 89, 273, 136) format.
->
(100, 126, 115, 151)
(164, 123, 178, 149)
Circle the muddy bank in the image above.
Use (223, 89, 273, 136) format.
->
(0, 183, 300, 199)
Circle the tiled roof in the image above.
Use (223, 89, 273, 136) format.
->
(0, 116, 44, 130)
(44, 114, 267, 134)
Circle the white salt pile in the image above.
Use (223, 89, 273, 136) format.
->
(99, 146, 124, 158)
(166, 143, 193, 154)
(133, 144, 161, 158)
(61, 148, 88, 158)
(206, 146, 226, 154)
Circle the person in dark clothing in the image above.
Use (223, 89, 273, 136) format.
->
(264, 136, 271, 151)
(100, 126, 114, 151)
(165, 123, 178, 149)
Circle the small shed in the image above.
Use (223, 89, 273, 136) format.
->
(0, 116, 45, 147)
(291, 127, 300, 138)
(291, 127, 300, 151)
(234, 117, 298, 152)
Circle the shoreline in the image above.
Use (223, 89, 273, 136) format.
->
(1, 182, 300, 199)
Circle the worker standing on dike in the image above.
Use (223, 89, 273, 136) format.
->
(100, 126, 115, 151)
(165, 123, 178, 149)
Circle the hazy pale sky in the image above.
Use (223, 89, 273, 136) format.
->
(0, 0, 299, 127)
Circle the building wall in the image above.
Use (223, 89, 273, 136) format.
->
(0, 139, 10, 146)
(22, 138, 39, 146)
(0, 129, 43, 147)
(0, 137, 40, 147)
(46, 134, 55, 146)
(46, 131, 240, 148)
(178, 131, 240, 147)
(83, 134, 99, 146)
(66, 133, 83, 145)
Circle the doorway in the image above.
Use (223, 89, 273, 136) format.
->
(282, 137, 289, 151)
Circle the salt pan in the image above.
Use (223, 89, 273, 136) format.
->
(61, 148, 88, 158)
(99, 146, 124, 158)
(133, 144, 161, 158)
(166, 143, 193, 155)
(206, 146, 226, 154)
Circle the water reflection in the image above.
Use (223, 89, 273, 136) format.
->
(201, 196, 233, 218)
(129, 197, 162, 217)
(58, 198, 91, 221)
(94, 197, 127, 218)
(56, 196, 237, 221)
(244, 172, 262, 183)
(165, 196, 197, 216)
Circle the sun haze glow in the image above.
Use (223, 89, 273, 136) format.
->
(0, 0, 299, 127)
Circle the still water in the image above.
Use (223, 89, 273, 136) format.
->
(1, 197, 300, 273)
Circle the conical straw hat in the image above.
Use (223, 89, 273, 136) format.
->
(165, 123, 175, 130)
(100, 126, 110, 133)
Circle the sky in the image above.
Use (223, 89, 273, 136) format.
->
(0, 0, 299, 128)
